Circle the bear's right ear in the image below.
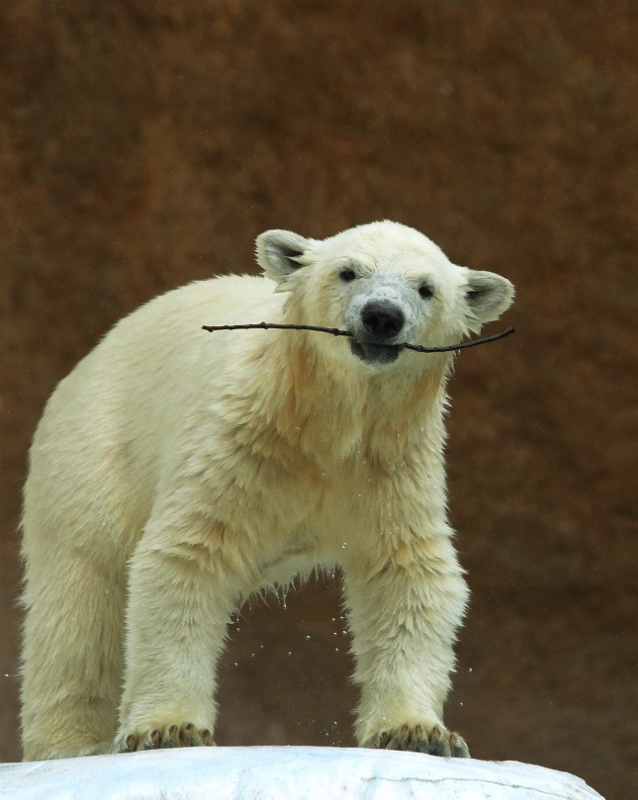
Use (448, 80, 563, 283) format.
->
(255, 229, 313, 285)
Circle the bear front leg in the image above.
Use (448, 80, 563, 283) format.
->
(343, 534, 470, 757)
(114, 518, 249, 753)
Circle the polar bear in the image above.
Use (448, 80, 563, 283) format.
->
(20, 221, 514, 761)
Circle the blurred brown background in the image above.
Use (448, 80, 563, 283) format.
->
(1, 1, 636, 797)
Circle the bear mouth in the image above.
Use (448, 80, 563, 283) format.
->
(349, 338, 403, 365)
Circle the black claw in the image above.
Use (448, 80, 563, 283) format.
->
(450, 733, 470, 758)
(160, 725, 180, 748)
(387, 724, 410, 751)
(200, 729, 212, 746)
(181, 723, 199, 747)
(407, 725, 428, 753)
(143, 729, 162, 750)
(428, 727, 451, 757)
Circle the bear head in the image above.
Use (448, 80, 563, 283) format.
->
(256, 221, 514, 370)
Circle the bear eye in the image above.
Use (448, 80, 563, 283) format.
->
(340, 269, 357, 282)
(419, 284, 434, 299)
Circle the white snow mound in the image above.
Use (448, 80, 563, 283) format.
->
(0, 746, 605, 800)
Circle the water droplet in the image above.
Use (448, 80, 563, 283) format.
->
(468, 667, 473, 673)
(305, 635, 311, 640)
(459, 701, 464, 706)
(335, 648, 339, 652)
(288, 651, 292, 656)
(341, 542, 347, 549)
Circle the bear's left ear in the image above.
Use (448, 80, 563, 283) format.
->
(464, 270, 515, 324)
(255, 229, 313, 285)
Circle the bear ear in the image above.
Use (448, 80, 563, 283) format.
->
(255, 229, 313, 284)
(464, 270, 515, 325)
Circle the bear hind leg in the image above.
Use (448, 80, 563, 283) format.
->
(20, 554, 126, 761)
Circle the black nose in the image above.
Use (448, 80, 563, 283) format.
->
(361, 302, 405, 339)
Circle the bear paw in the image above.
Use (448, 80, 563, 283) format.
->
(114, 723, 214, 752)
(375, 723, 469, 757)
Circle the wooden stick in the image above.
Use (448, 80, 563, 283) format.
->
(201, 322, 515, 354)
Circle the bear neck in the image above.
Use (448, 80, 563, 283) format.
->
(243, 329, 453, 467)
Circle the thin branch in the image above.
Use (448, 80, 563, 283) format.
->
(402, 326, 515, 352)
(201, 322, 515, 353)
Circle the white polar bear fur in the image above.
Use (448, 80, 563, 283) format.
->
(20, 221, 514, 760)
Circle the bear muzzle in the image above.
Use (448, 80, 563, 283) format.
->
(361, 301, 405, 340)
(350, 301, 406, 364)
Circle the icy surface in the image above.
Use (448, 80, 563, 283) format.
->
(0, 746, 605, 800)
